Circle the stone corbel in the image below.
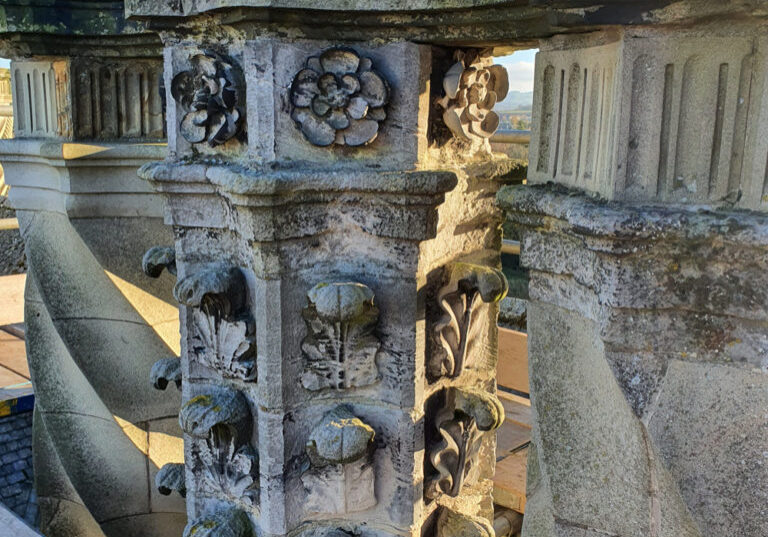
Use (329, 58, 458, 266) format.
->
(175, 266, 256, 381)
(183, 507, 256, 537)
(302, 405, 377, 514)
(156, 462, 186, 497)
(425, 387, 504, 500)
(142, 246, 177, 278)
(430, 263, 508, 379)
(301, 282, 381, 390)
(150, 356, 182, 390)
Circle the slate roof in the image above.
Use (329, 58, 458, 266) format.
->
(0, 410, 37, 527)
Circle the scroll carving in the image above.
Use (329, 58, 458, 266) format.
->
(438, 49, 509, 141)
(142, 246, 177, 278)
(425, 387, 504, 500)
(435, 507, 494, 537)
(178, 387, 250, 438)
(175, 266, 256, 381)
(302, 406, 377, 514)
(150, 357, 182, 390)
(290, 47, 390, 147)
(171, 51, 244, 146)
(156, 462, 186, 497)
(430, 263, 508, 379)
(183, 507, 256, 537)
(301, 282, 381, 391)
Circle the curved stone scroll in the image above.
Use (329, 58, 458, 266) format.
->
(175, 266, 256, 381)
(183, 507, 256, 537)
(179, 387, 251, 438)
(156, 462, 186, 497)
(151, 357, 182, 390)
(425, 387, 504, 500)
(301, 282, 381, 390)
(302, 406, 377, 514)
(142, 245, 177, 277)
(430, 263, 508, 379)
(435, 507, 494, 537)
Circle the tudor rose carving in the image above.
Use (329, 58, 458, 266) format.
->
(430, 263, 508, 379)
(301, 282, 381, 390)
(290, 47, 390, 147)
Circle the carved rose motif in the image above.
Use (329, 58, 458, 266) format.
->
(438, 49, 509, 141)
(171, 52, 244, 146)
(290, 48, 389, 147)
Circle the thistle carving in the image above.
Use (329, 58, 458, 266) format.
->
(290, 48, 389, 147)
(438, 49, 509, 141)
(301, 282, 381, 391)
(156, 462, 186, 497)
(425, 388, 504, 500)
(171, 51, 244, 146)
(142, 245, 177, 277)
(302, 406, 377, 514)
(175, 266, 256, 381)
(430, 263, 508, 380)
(183, 507, 256, 537)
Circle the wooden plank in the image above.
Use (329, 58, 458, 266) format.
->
(497, 327, 529, 394)
(493, 448, 528, 513)
(0, 273, 25, 326)
(498, 391, 532, 430)
(496, 419, 531, 456)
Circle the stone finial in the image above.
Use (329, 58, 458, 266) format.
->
(425, 387, 504, 500)
(430, 262, 508, 379)
(183, 507, 256, 537)
(171, 51, 244, 147)
(301, 282, 381, 390)
(302, 406, 377, 514)
(142, 246, 177, 277)
(179, 387, 250, 438)
(150, 357, 182, 390)
(290, 47, 390, 147)
(435, 508, 494, 537)
(156, 462, 186, 497)
(438, 49, 509, 141)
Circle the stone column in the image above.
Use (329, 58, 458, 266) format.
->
(0, 16, 186, 536)
(137, 28, 517, 537)
(499, 26, 768, 537)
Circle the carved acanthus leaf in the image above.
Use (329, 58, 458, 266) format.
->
(438, 49, 509, 142)
(178, 387, 250, 438)
(430, 262, 508, 379)
(150, 357, 182, 390)
(425, 387, 504, 500)
(142, 246, 177, 278)
(195, 426, 259, 507)
(156, 462, 186, 497)
(301, 282, 381, 391)
(183, 507, 256, 537)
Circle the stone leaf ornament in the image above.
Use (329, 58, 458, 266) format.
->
(196, 426, 259, 507)
(430, 263, 508, 379)
(438, 49, 509, 140)
(290, 47, 390, 147)
(301, 282, 381, 391)
(175, 266, 256, 381)
(171, 51, 244, 146)
(142, 245, 177, 277)
(183, 507, 256, 537)
(435, 508, 494, 537)
(303, 406, 377, 514)
(425, 387, 504, 500)
(150, 357, 182, 390)
(179, 387, 250, 438)
(156, 462, 186, 497)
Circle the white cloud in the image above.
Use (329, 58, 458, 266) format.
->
(498, 60, 535, 92)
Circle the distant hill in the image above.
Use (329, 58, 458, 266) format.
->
(496, 90, 533, 111)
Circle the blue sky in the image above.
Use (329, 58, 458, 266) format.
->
(0, 59, 9, 69)
(496, 49, 537, 93)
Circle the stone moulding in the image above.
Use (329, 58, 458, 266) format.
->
(150, 356, 182, 390)
(430, 262, 508, 379)
(301, 282, 381, 391)
(425, 387, 504, 500)
(175, 266, 256, 381)
(302, 406, 377, 514)
(142, 245, 177, 278)
(183, 507, 256, 537)
(290, 47, 390, 147)
(437, 49, 509, 141)
(171, 51, 244, 146)
(156, 462, 186, 497)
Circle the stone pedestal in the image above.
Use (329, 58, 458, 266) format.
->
(140, 35, 514, 537)
(500, 26, 768, 537)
